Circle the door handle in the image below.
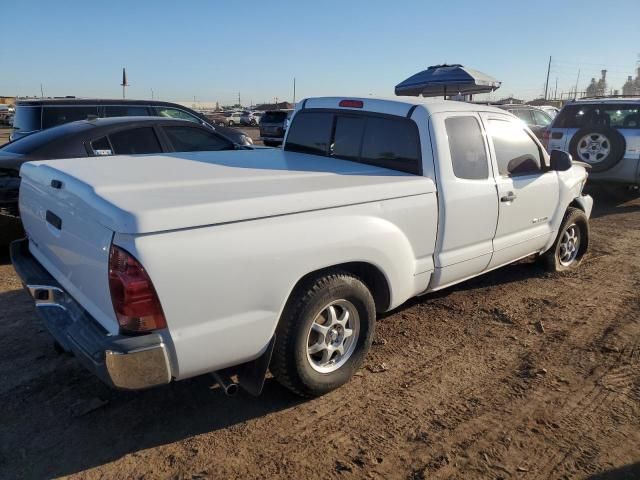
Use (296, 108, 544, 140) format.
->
(500, 192, 517, 202)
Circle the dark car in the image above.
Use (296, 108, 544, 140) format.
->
(496, 104, 552, 140)
(10, 98, 253, 146)
(0, 116, 240, 245)
(259, 109, 293, 147)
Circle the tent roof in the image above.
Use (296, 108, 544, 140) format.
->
(395, 64, 501, 97)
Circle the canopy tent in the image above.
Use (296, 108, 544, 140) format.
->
(395, 64, 501, 98)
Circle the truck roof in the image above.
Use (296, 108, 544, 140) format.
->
(299, 96, 510, 118)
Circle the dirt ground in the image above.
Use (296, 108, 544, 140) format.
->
(0, 187, 638, 480)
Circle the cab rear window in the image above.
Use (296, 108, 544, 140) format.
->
(285, 110, 421, 175)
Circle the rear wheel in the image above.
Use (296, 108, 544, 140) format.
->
(228, 120, 235, 126)
(271, 271, 376, 397)
(540, 207, 589, 272)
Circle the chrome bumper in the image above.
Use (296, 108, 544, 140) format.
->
(10, 238, 172, 390)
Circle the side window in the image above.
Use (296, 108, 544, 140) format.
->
(90, 136, 113, 156)
(284, 112, 333, 155)
(511, 109, 533, 125)
(532, 110, 552, 127)
(108, 127, 163, 155)
(361, 117, 421, 174)
(155, 107, 200, 123)
(104, 106, 150, 117)
(444, 116, 489, 180)
(42, 106, 98, 128)
(488, 119, 542, 177)
(163, 126, 233, 152)
(331, 116, 365, 160)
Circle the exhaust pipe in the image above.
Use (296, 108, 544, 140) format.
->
(211, 371, 239, 397)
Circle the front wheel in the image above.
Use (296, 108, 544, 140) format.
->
(271, 271, 376, 397)
(540, 207, 589, 272)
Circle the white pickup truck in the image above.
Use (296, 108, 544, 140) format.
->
(11, 97, 593, 398)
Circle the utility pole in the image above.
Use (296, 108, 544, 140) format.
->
(151, 88, 154, 100)
(574, 69, 581, 99)
(293, 77, 296, 104)
(40, 84, 44, 98)
(238, 92, 241, 107)
(543, 56, 551, 100)
(554, 77, 558, 100)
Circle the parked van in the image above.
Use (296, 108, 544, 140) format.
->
(10, 99, 253, 145)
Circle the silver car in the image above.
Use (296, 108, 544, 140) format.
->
(545, 97, 640, 186)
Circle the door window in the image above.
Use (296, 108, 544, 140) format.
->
(488, 119, 542, 176)
(108, 127, 163, 155)
(444, 116, 489, 180)
(155, 107, 200, 123)
(163, 126, 233, 152)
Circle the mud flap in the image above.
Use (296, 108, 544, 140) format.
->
(235, 335, 276, 396)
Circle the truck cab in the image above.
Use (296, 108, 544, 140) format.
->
(286, 97, 591, 289)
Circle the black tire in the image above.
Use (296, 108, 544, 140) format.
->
(569, 127, 625, 173)
(228, 120, 235, 126)
(263, 141, 281, 148)
(271, 271, 376, 397)
(540, 207, 589, 272)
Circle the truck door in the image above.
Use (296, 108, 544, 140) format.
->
(481, 114, 560, 269)
(427, 112, 499, 290)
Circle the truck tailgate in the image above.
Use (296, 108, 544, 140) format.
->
(19, 165, 118, 334)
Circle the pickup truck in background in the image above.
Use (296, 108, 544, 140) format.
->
(11, 97, 593, 398)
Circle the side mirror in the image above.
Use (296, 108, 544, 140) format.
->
(549, 149, 573, 171)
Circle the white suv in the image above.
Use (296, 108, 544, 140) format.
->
(545, 97, 640, 187)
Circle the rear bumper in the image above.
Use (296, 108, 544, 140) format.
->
(10, 238, 172, 390)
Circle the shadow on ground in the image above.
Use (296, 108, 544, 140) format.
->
(588, 462, 640, 480)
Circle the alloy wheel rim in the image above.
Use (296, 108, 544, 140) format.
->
(577, 133, 611, 164)
(305, 299, 360, 374)
(559, 223, 581, 266)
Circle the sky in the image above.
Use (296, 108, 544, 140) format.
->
(1, 0, 639, 106)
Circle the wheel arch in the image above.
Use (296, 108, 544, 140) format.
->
(569, 197, 586, 212)
(284, 262, 392, 316)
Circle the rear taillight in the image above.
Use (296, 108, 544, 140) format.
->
(108, 245, 167, 333)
